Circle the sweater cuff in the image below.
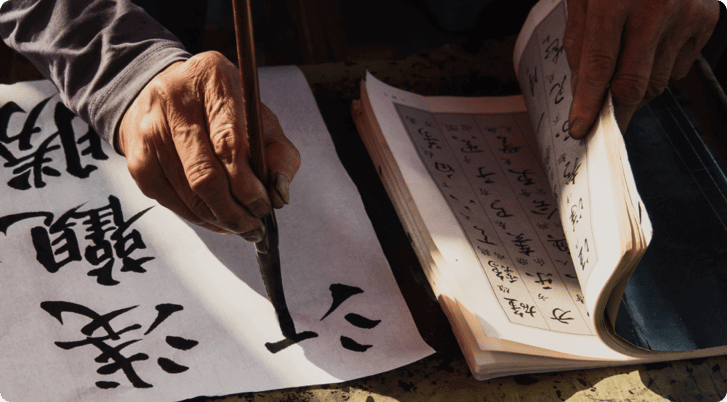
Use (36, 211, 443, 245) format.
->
(90, 41, 191, 153)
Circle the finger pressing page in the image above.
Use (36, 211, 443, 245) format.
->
(568, 2, 625, 139)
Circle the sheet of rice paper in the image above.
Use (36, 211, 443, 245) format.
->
(0, 66, 432, 402)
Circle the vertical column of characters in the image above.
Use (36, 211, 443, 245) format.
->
(469, 113, 590, 334)
(513, 113, 592, 333)
(430, 112, 548, 329)
(536, 3, 597, 280)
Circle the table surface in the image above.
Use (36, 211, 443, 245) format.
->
(3, 37, 727, 402)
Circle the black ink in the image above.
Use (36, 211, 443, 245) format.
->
(504, 297, 537, 318)
(476, 167, 495, 184)
(145, 304, 184, 335)
(345, 313, 381, 329)
(497, 135, 521, 154)
(434, 162, 455, 179)
(549, 75, 567, 105)
(543, 38, 564, 64)
(321, 284, 364, 320)
(527, 66, 538, 97)
(458, 137, 483, 154)
(267, 283, 378, 354)
(157, 357, 189, 374)
(166, 336, 199, 351)
(340, 336, 373, 352)
(490, 200, 514, 218)
(418, 127, 441, 150)
(473, 225, 496, 245)
(526, 272, 553, 289)
(551, 308, 574, 324)
(0, 100, 108, 190)
(507, 232, 535, 256)
(265, 331, 319, 353)
(0, 97, 52, 150)
(40, 301, 198, 389)
(0, 196, 154, 285)
(508, 168, 535, 186)
(547, 234, 570, 254)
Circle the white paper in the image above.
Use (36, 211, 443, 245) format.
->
(0, 66, 433, 402)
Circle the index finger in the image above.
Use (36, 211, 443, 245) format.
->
(568, 2, 625, 139)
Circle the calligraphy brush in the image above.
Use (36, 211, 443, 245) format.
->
(232, 0, 296, 339)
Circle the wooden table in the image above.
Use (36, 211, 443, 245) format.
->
(3, 37, 727, 402)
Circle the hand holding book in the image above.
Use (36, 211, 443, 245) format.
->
(565, 0, 721, 139)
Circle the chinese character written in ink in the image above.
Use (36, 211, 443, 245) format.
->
(457, 136, 483, 154)
(0, 195, 154, 286)
(543, 37, 564, 64)
(549, 75, 568, 105)
(547, 234, 570, 254)
(476, 167, 496, 184)
(526, 272, 553, 290)
(434, 162, 455, 179)
(497, 135, 521, 154)
(265, 284, 381, 354)
(551, 308, 574, 324)
(41, 301, 198, 389)
(507, 232, 535, 256)
(563, 157, 582, 185)
(489, 260, 518, 284)
(418, 127, 441, 150)
(504, 297, 537, 318)
(490, 200, 513, 218)
(473, 225, 496, 245)
(527, 66, 538, 97)
(508, 168, 535, 186)
(0, 98, 108, 190)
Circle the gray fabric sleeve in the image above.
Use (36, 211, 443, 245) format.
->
(0, 0, 192, 150)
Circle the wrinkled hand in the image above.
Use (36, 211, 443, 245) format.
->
(565, 0, 720, 138)
(117, 51, 301, 241)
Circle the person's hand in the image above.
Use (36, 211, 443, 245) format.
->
(117, 51, 301, 241)
(565, 0, 720, 138)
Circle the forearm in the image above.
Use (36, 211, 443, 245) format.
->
(0, 0, 191, 148)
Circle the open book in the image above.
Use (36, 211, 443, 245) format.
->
(353, 0, 727, 380)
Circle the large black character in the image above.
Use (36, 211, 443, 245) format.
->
(265, 284, 381, 354)
(0, 195, 154, 285)
(41, 301, 198, 389)
(0, 98, 108, 190)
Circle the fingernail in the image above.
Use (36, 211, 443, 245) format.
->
(240, 228, 264, 242)
(571, 70, 578, 96)
(247, 198, 271, 219)
(275, 173, 290, 205)
(226, 221, 240, 232)
(569, 119, 585, 139)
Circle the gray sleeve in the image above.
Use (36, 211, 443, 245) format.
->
(0, 0, 192, 149)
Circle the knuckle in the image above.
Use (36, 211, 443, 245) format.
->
(610, 73, 649, 107)
(582, 52, 617, 83)
(644, 74, 669, 100)
(670, 66, 690, 83)
(210, 124, 242, 163)
(185, 160, 225, 197)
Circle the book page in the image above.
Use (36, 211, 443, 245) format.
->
(394, 103, 591, 335)
(363, 72, 633, 360)
(513, 0, 636, 315)
(0, 68, 433, 402)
